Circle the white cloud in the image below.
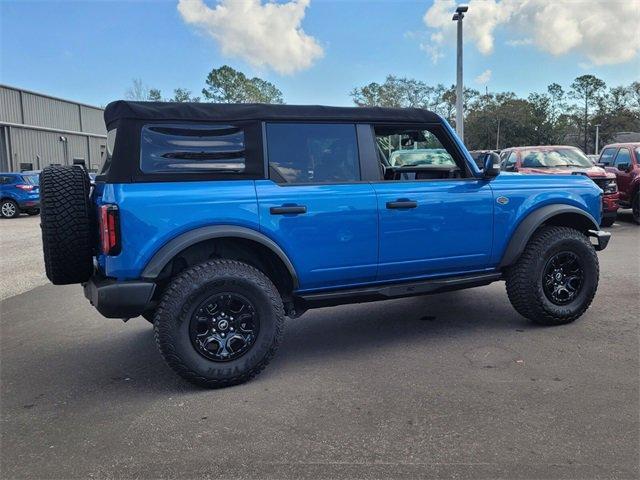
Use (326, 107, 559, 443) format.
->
(475, 69, 492, 85)
(423, 0, 640, 66)
(177, 0, 324, 75)
(420, 32, 446, 63)
(506, 38, 532, 47)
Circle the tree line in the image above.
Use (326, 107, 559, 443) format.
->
(126, 66, 639, 154)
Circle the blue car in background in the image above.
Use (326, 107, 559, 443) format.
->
(0, 173, 40, 218)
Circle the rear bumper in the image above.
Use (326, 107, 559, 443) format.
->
(83, 275, 155, 319)
(587, 229, 611, 251)
(18, 199, 40, 210)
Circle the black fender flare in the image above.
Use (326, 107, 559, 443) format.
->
(498, 204, 599, 268)
(141, 225, 299, 288)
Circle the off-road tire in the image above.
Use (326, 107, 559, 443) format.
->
(600, 216, 616, 228)
(154, 260, 285, 388)
(505, 226, 599, 326)
(40, 166, 94, 285)
(632, 191, 640, 225)
(0, 199, 20, 218)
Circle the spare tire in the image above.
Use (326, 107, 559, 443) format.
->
(40, 166, 94, 285)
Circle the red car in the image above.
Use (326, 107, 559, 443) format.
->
(597, 143, 640, 224)
(500, 145, 619, 227)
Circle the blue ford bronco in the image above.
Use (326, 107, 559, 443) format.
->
(39, 102, 611, 388)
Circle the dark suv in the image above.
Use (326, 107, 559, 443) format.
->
(39, 102, 611, 388)
(598, 143, 640, 224)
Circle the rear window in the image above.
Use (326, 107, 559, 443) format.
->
(140, 124, 245, 174)
(24, 175, 39, 185)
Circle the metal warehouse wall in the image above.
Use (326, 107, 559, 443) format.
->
(0, 85, 107, 172)
(8, 128, 105, 170)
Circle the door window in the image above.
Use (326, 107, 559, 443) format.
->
(599, 147, 617, 166)
(266, 123, 360, 184)
(502, 151, 518, 171)
(373, 125, 464, 181)
(614, 148, 631, 170)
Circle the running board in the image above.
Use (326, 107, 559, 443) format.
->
(294, 272, 503, 310)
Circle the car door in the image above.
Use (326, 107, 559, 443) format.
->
(256, 122, 378, 292)
(613, 147, 633, 203)
(368, 124, 494, 282)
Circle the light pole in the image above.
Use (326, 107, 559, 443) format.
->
(594, 124, 601, 155)
(452, 5, 468, 142)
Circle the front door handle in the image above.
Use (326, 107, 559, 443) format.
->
(386, 200, 418, 209)
(270, 205, 307, 215)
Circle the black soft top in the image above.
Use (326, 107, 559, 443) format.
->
(104, 101, 442, 129)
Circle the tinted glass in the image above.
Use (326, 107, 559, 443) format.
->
(614, 148, 631, 167)
(599, 148, 617, 166)
(266, 123, 359, 183)
(521, 148, 592, 168)
(141, 124, 245, 174)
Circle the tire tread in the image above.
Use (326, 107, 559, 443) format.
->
(153, 259, 285, 388)
(505, 226, 599, 325)
(40, 166, 93, 285)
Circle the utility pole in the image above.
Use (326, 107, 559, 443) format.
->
(594, 124, 601, 155)
(452, 5, 468, 142)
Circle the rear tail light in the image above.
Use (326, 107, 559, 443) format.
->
(15, 184, 35, 191)
(99, 205, 121, 255)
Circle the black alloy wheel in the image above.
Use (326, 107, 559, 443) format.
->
(542, 251, 584, 305)
(189, 293, 259, 362)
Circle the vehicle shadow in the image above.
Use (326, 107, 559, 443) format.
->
(1, 286, 530, 401)
(615, 209, 637, 224)
(273, 287, 529, 370)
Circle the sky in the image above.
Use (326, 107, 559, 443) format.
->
(1, 0, 638, 109)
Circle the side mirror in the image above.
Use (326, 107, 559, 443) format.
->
(482, 152, 501, 178)
(617, 163, 630, 172)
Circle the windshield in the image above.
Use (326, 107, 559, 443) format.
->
(521, 148, 592, 168)
(389, 149, 456, 167)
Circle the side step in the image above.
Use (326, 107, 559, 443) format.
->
(295, 272, 503, 310)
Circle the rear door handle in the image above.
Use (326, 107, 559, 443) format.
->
(386, 200, 418, 209)
(270, 205, 307, 215)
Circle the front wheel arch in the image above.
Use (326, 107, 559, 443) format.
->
(499, 205, 599, 268)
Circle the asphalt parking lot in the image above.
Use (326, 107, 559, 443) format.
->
(1, 213, 638, 479)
